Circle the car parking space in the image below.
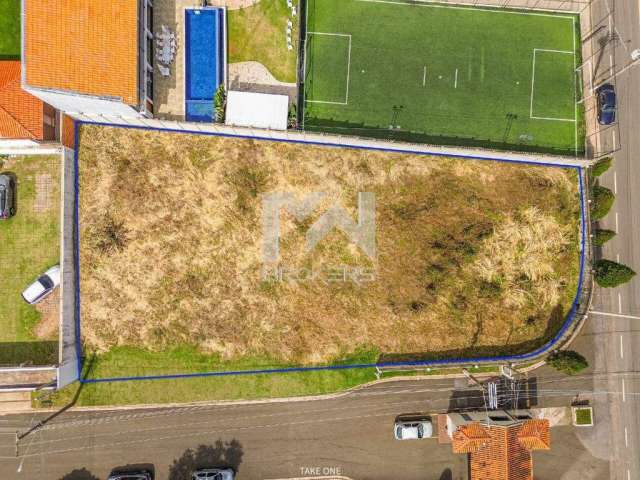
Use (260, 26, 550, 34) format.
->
(0, 154, 61, 366)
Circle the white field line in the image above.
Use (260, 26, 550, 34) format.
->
(573, 19, 578, 156)
(305, 33, 352, 105)
(529, 50, 537, 118)
(454, 68, 458, 88)
(354, 0, 577, 19)
(530, 48, 577, 123)
(423, 66, 427, 87)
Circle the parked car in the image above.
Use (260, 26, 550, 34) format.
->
(21, 265, 61, 305)
(107, 471, 152, 480)
(0, 173, 16, 220)
(394, 417, 433, 440)
(596, 83, 616, 125)
(192, 469, 235, 480)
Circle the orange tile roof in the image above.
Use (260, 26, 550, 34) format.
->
(0, 61, 45, 140)
(451, 420, 550, 480)
(452, 422, 491, 453)
(24, 0, 139, 106)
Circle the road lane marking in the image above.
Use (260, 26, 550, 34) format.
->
(614, 171, 617, 193)
(590, 311, 640, 320)
(609, 54, 614, 76)
(628, 469, 631, 480)
(625, 427, 629, 446)
(620, 334, 624, 358)
(615, 212, 619, 232)
(617, 253, 620, 263)
(612, 130, 617, 151)
(623, 378, 626, 402)
(619, 293, 623, 314)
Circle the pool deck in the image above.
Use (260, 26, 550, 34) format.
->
(153, 0, 200, 119)
(153, 0, 259, 120)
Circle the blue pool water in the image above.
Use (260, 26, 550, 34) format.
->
(185, 8, 225, 122)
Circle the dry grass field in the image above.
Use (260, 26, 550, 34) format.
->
(78, 125, 580, 366)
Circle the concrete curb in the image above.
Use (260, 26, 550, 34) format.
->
(28, 372, 501, 414)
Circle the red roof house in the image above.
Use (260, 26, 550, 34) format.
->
(0, 61, 57, 141)
(452, 419, 550, 480)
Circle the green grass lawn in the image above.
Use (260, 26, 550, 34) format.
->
(33, 346, 379, 407)
(0, 155, 60, 365)
(574, 407, 593, 425)
(303, 0, 584, 155)
(228, 0, 298, 83)
(0, 0, 20, 59)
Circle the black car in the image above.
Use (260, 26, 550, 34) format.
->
(0, 173, 15, 220)
(597, 83, 616, 125)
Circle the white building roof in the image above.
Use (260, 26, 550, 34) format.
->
(225, 91, 289, 131)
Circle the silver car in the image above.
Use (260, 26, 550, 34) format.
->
(394, 418, 433, 440)
(192, 468, 235, 480)
(21, 265, 61, 305)
(0, 173, 15, 220)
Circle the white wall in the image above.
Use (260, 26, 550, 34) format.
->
(25, 88, 143, 118)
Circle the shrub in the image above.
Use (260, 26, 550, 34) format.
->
(594, 259, 636, 287)
(593, 228, 616, 246)
(288, 103, 297, 129)
(590, 185, 615, 220)
(591, 157, 613, 177)
(214, 85, 226, 123)
(547, 350, 588, 375)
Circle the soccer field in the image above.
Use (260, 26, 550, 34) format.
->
(303, 0, 584, 155)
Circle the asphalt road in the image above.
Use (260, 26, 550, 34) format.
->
(0, 377, 611, 480)
(581, 0, 640, 479)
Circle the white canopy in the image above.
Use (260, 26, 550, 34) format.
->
(225, 91, 289, 131)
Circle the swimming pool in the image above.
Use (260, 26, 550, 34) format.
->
(185, 8, 226, 122)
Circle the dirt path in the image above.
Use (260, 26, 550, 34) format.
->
(34, 290, 60, 340)
(229, 61, 296, 87)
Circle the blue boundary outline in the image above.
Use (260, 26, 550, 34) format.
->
(72, 121, 587, 384)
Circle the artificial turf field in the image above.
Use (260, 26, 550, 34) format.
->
(303, 0, 584, 155)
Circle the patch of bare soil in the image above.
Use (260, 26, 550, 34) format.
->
(77, 125, 581, 364)
(34, 290, 59, 340)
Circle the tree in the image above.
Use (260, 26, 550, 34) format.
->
(593, 228, 616, 246)
(547, 350, 588, 375)
(594, 259, 636, 287)
(591, 157, 613, 177)
(590, 185, 615, 220)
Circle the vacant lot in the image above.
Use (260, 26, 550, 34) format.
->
(0, 155, 60, 365)
(78, 125, 580, 372)
(304, 0, 583, 155)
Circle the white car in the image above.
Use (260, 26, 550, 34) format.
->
(394, 418, 433, 440)
(21, 265, 61, 305)
(192, 469, 234, 480)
